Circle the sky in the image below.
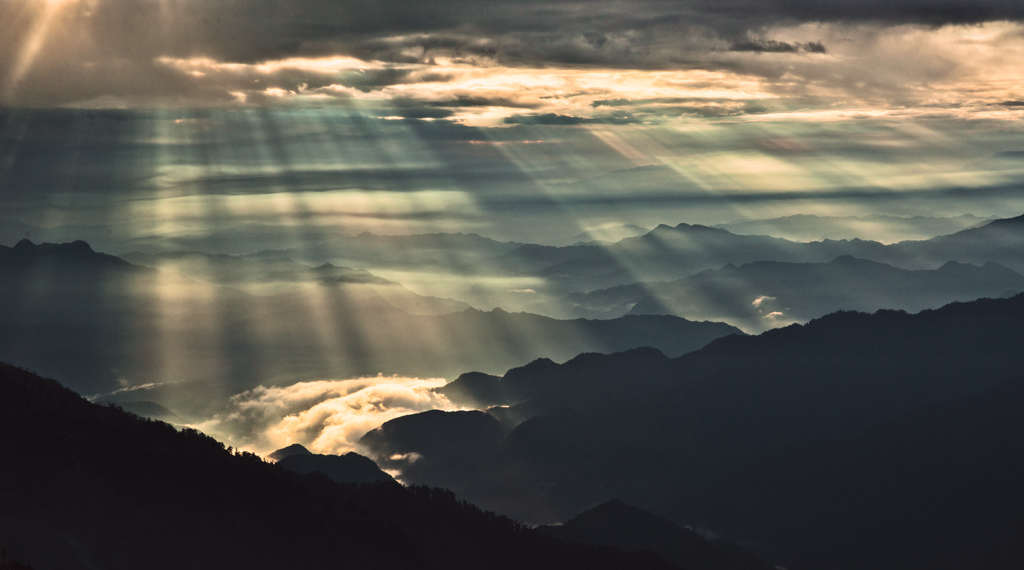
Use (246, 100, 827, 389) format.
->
(2, 0, 1024, 247)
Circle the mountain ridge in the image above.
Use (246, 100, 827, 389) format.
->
(0, 361, 676, 570)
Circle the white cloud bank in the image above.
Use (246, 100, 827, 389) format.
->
(194, 376, 458, 457)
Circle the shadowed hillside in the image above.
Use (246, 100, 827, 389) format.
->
(565, 256, 1024, 331)
(363, 294, 1024, 526)
(539, 500, 775, 570)
(660, 376, 1024, 570)
(0, 362, 675, 570)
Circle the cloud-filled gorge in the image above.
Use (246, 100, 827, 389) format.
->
(195, 376, 456, 457)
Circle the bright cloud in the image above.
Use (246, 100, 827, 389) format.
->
(752, 295, 776, 308)
(5, 0, 1024, 128)
(194, 376, 459, 457)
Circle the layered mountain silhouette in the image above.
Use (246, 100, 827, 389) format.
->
(267, 444, 397, 485)
(29, 213, 1019, 323)
(565, 256, 1024, 331)
(427, 214, 1022, 316)
(713, 213, 992, 243)
(121, 250, 393, 286)
(120, 250, 469, 315)
(436, 347, 672, 409)
(361, 294, 1024, 530)
(271, 231, 523, 275)
(0, 362, 676, 570)
(538, 500, 775, 570)
(467, 214, 1024, 320)
(100, 400, 186, 424)
(888, 212, 1024, 272)
(0, 240, 739, 416)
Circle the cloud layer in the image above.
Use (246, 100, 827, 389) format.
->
(3, 0, 1024, 125)
(194, 376, 457, 456)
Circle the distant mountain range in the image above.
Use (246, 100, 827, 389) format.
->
(435, 213, 1024, 315)
(0, 239, 740, 416)
(120, 249, 469, 315)
(0, 362, 677, 570)
(361, 293, 1024, 541)
(713, 213, 993, 243)
(539, 500, 775, 570)
(532, 213, 1024, 291)
(8, 212, 1022, 324)
(565, 255, 1024, 331)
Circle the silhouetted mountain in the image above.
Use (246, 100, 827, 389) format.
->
(120, 250, 470, 315)
(474, 214, 1023, 313)
(714, 213, 992, 242)
(276, 451, 397, 485)
(661, 376, 1024, 570)
(436, 347, 672, 408)
(566, 256, 1024, 331)
(890, 212, 1024, 272)
(565, 224, 649, 245)
(0, 239, 177, 395)
(361, 410, 509, 490)
(101, 400, 186, 424)
(539, 500, 775, 570)
(273, 231, 522, 275)
(121, 250, 394, 285)
(0, 238, 147, 273)
(267, 443, 314, 461)
(111, 214, 1022, 321)
(0, 362, 675, 570)
(510, 222, 892, 295)
(0, 241, 739, 417)
(362, 294, 1024, 524)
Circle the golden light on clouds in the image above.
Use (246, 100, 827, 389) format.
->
(194, 376, 457, 456)
(155, 54, 777, 125)
(116, 21, 1020, 128)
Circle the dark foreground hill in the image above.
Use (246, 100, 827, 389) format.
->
(539, 500, 775, 570)
(269, 444, 397, 485)
(0, 363, 675, 570)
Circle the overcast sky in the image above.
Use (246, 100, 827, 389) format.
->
(2, 0, 1024, 245)
(3, 0, 1024, 118)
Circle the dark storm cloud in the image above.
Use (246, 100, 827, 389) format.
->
(227, 0, 1024, 65)
(729, 40, 827, 53)
(753, 0, 1024, 25)
(588, 97, 768, 118)
(3, 0, 1024, 109)
(7, 0, 1022, 74)
(433, 96, 540, 109)
(503, 112, 642, 125)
